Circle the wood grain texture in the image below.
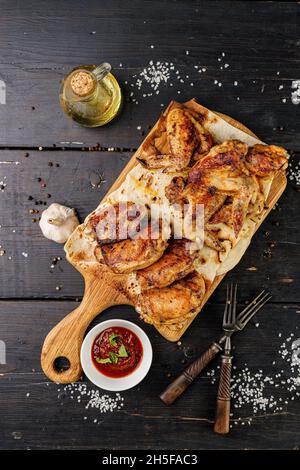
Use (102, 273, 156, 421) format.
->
(1, 300, 300, 450)
(214, 356, 232, 434)
(0, 1, 299, 149)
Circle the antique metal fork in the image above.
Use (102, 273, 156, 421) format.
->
(160, 288, 272, 406)
(213, 283, 237, 434)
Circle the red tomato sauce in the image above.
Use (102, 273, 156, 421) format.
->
(91, 326, 143, 378)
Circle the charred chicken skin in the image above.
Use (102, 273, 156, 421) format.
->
(138, 271, 206, 326)
(88, 201, 149, 245)
(137, 107, 213, 171)
(95, 222, 168, 274)
(166, 140, 257, 238)
(89, 201, 168, 274)
(136, 239, 197, 290)
(245, 144, 288, 177)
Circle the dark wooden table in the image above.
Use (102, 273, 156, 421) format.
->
(0, 0, 299, 450)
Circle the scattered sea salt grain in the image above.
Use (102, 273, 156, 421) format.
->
(291, 80, 300, 105)
(224, 63, 229, 69)
(128, 59, 210, 103)
(206, 331, 300, 426)
(21, 252, 28, 258)
(288, 157, 300, 185)
(234, 81, 238, 86)
(131, 61, 173, 94)
(278, 85, 283, 90)
(282, 98, 287, 103)
(57, 383, 124, 417)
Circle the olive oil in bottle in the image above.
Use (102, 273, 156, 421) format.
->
(59, 62, 122, 127)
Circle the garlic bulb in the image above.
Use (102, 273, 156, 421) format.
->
(39, 203, 79, 243)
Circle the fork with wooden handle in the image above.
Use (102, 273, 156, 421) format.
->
(159, 289, 272, 406)
(214, 284, 237, 434)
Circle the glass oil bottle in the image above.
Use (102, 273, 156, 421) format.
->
(59, 63, 122, 127)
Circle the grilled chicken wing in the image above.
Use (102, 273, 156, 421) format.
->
(189, 113, 214, 162)
(136, 239, 197, 290)
(189, 140, 261, 237)
(138, 271, 206, 326)
(166, 140, 256, 238)
(138, 108, 213, 171)
(246, 144, 288, 177)
(187, 140, 249, 187)
(96, 223, 168, 274)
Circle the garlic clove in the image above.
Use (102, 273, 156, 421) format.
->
(39, 203, 79, 244)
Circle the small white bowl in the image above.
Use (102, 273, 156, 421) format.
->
(80, 319, 153, 391)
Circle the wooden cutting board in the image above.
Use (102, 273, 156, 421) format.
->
(41, 100, 287, 383)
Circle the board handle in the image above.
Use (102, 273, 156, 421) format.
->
(41, 276, 129, 383)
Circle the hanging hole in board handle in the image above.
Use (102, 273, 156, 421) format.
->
(53, 356, 71, 373)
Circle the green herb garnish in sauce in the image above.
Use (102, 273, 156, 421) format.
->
(96, 357, 111, 364)
(109, 333, 120, 347)
(118, 344, 128, 357)
(109, 351, 119, 364)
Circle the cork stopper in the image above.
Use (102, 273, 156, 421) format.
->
(70, 71, 95, 96)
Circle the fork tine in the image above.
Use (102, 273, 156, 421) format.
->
(232, 283, 237, 324)
(222, 284, 230, 326)
(240, 295, 272, 328)
(240, 294, 272, 325)
(223, 283, 236, 327)
(227, 283, 233, 325)
(237, 290, 266, 319)
(238, 293, 272, 329)
(238, 292, 270, 323)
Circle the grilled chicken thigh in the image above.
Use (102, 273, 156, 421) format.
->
(138, 271, 205, 326)
(136, 239, 197, 290)
(95, 222, 168, 274)
(89, 201, 168, 274)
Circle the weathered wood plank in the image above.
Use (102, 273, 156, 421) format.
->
(0, 301, 299, 449)
(0, 1, 299, 148)
(0, 149, 299, 301)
